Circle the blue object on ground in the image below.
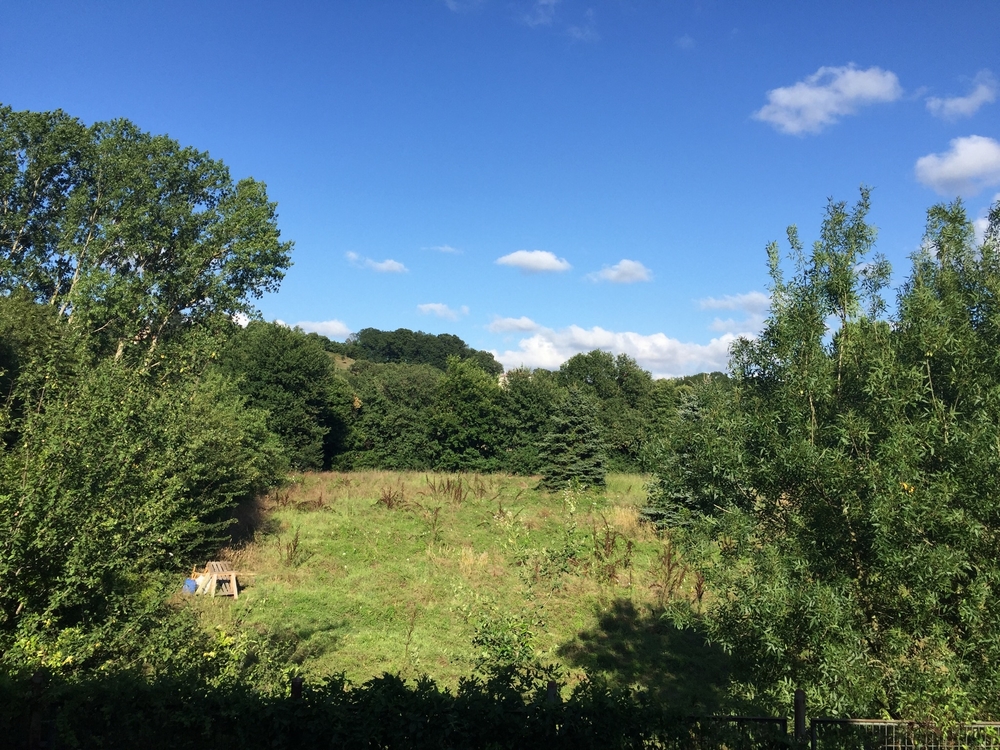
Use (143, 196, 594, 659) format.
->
(182, 578, 198, 594)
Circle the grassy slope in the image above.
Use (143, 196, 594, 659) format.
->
(191, 471, 729, 712)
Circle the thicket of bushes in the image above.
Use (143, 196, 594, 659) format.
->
(0, 666, 777, 750)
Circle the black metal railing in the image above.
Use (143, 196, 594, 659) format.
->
(810, 718, 1000, 750)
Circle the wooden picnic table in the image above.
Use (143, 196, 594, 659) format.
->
(192, 561, 239, 599)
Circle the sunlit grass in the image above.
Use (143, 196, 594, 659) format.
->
(188, 471, 725, 709)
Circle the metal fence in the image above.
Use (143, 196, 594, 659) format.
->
(810, 719, 1000, 750)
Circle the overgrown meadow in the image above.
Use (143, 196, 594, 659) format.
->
(193, 471, 726, 711)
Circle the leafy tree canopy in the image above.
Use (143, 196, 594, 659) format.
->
(333, 327, 503, 375)
(651, 190, 1000, 720)
(0, 104, 292, 361)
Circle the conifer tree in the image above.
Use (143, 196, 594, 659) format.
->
(537, 385, 606, 490)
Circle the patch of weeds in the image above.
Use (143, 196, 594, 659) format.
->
(281, 527, 313, 567)
(412, 502, 444, 546)
(692, 570, 706, 613)
(649, 536, 687, 608)
(515, 522, 583, 588)
(376, 485, 407, 510)
(421, 474, 470, 506)
(491, 491, 524, 529)
(591, 514, 635, 586)
(403, 603, 420, 668)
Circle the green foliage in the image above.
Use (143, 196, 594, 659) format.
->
(651, 191, 1000, 719)
(0, 664, 726, 750)
(558, 352, 657, 472)
(338, 361, 443, 469)
(0, 103, 292, 676)
(0, 104, 292, 360)
(471, 607, 539, 674)
(502, 367, 561, 473)
(341, 327, 503, 375)
(537, 386, 607, 491)
(217, 321, 347, 470)
(431, 357, 508, 472)
(0, 355, 285, 644)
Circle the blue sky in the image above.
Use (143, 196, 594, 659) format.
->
(3, 1, 999, 376)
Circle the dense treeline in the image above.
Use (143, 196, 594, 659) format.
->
(220, 320, 707, 476)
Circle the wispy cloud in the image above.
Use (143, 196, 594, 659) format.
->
(346, 251, 408, 273)
(295, 319, 352, 339)
(927, 70, 997, 120)
(587, 259, 652, 283)
(915, 135, 1000, 196)
(423, 244, 462, 254)
(496, 249, 572, 273)
(523, 0, 558, 27)
(754, 64, 902, 135)
(417, 302, 469, 320)
(493, 323, 738, 378)
(675, 34, 695, 50)
(443, 0, 486, 12)
(488, 316, 540, 333)
(699, 291, 770, 333)
(568, 9, 599, 42)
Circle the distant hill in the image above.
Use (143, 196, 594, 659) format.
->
(304, 327, 503, 375)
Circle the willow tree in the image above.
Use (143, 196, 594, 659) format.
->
(651, 191, 1000, 720)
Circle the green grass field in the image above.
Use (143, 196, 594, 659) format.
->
(189, 471, 730, 712)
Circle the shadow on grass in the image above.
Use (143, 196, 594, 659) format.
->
(227, 493, 282, 547)
(557, 599, 730, 714)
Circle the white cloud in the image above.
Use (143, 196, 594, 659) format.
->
(417, 302, 469, 320)
(915, 135, 1000, 196)
(753, 64, 903, 135)
(367, 258, 407, 273)
(523, 0, 558, 27)
(346, 251, 408, 273)
(927, 70, 997, 120)
(675, 34, 695, 50)
(496, 249, 571, 272)
(587, 259, 652, 284)
(494, 323, 740, 378)
(232, 312, 250, 327)
(699, 291, 770, 333)
(699, 291, 770, 315)
(488, 316, 540, 333)
(296, 319, 352, 339)
(424, 244, 461, 254)
(568, 9, 599, 42)
(974, 193, 1000, 245)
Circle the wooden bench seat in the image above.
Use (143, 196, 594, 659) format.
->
(192, 561, 239, 599)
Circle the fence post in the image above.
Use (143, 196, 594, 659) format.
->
(28, 669, 47, 750)
(794, 688, 806, 742)
(291, 676, 304, 700)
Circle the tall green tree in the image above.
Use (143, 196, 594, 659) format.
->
(651, 191, 1000, 719)
(431, 357, 508, 471)
(558, 351, 656, 471)
(501, 367, 561, 474)
(217, 321, 347, 470)
(537, 385, 606, 491)
(338, 361, 442, 470)
(0, 105, 292, 361)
